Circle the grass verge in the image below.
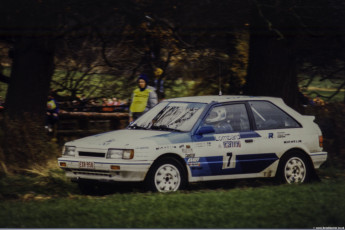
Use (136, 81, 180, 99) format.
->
(0, 166, 344, 228)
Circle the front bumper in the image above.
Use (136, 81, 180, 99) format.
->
(58, 157, 152, 182)
(310, 152, 328, 168)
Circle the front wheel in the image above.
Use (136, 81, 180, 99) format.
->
(146, 157, 186, 192)
(277, 153, 312, 184)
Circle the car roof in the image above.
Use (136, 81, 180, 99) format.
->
(164, 95, 284, 104)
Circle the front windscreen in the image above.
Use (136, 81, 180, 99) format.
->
(128, 101, 206, 132)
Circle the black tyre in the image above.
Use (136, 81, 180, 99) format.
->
(146, 157, 187, 192)
(277, 152, 311, 184)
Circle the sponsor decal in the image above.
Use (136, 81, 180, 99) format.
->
(215, 134, 240, 141)
(187, 157, 201, 167)
(185, 153, 195, 158)
(195, 142, 212, 148)
(182, 148, 193, 154)
(284, 140, 302, 144)
(278, 132, 290, 138)
(155, 145, 177, 150)
(136, 146, 149, 150)
(182, 144, 193, 153)
(223, 141, 241, 148)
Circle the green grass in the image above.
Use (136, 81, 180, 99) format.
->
(308, 90, 345, 102)
(299, 75, 345, 102)
(0, 166, 344, 228)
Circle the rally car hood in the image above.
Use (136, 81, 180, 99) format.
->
(66, 129, 174, 149)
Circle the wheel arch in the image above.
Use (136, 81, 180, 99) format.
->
(145, 153, 189, 181)
(280, 148, 314, 167)
(277, 147, 317, 181)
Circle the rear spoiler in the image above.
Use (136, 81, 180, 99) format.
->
(304, 115, 315, 121)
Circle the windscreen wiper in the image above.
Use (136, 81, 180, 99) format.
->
(151, 125, 181, 132)
(128, 124, 148, 130)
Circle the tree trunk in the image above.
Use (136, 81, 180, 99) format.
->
(0, 37, 56, 169)
(6, 37, 55, 118)
(244, 2, 300, 111)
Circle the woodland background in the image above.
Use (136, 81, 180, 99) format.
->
(0, 0, 344, 171)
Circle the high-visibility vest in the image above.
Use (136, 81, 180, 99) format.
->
(47, 99, 57, 110)
(130, 88, 151, 113)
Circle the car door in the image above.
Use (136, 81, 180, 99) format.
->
(191, 103, 267, 180)
(247, 100, 303, 160)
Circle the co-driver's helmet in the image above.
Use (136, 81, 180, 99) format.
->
(205, 106, 227, 123)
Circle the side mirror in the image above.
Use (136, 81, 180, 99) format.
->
(196, 125, 215, 136)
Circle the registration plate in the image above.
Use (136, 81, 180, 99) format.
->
(79, 161, 95, 169)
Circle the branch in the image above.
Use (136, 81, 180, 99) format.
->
(308, 80, 345, 101)
(252, 0, 285, 40)
(301, 72, 317, 88)
(0, 72, 10, 84)
(151, 15, 195, 48)
(320, 66, 345, 81)
(94, 22, 127, 68)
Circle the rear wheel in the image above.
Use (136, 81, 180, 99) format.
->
(146, 157, 186, 192)
(277, 152, 311, 184)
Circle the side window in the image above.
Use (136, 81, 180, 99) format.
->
(202, 104, 250, 134)
(249, 101, 301, 130)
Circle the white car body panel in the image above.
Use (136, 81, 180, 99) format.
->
(58, 95, 327, 185)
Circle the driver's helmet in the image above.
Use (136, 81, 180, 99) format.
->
(205, 106, 227, 123)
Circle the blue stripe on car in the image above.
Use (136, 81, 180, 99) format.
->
(185, 153, 278, 177)
(239, 131, 261, 138)
(148, 131, 261, 144)
(60, 159, 151, 165)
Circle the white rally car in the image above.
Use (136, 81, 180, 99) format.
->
(58, 95, 327, 193)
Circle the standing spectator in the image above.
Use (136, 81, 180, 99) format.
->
(79, 94, 88, 111)
(0, 96, 4, 111)
(46, 94, 59, 134)
(298, 91, 310, 107)
(129, 74, 158, 122)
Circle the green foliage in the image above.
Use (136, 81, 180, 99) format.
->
(51, 71, 198, 100)
(164, 79, 195, 98)
(51, 70, 134, 100)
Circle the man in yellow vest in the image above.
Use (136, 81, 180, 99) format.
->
(129, 74, 158, 122)
(46, 94, 59, 135)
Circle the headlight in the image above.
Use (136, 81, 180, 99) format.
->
(123, 149, 134, 159)
(63, 146, 76, 157)
(107, 149, 134, 159)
